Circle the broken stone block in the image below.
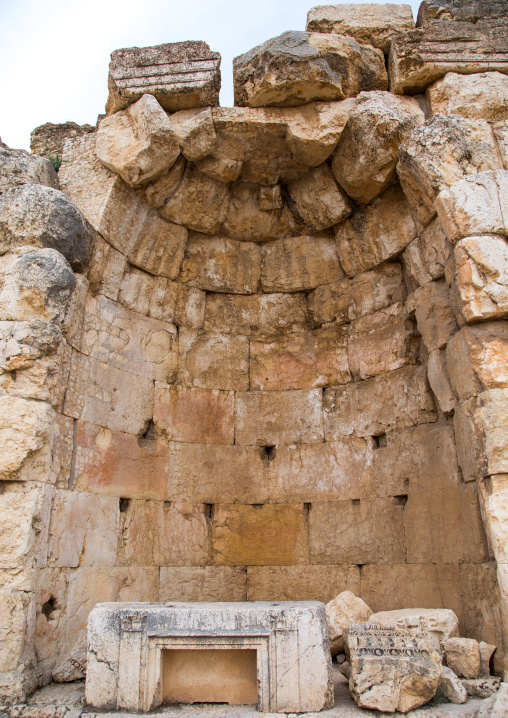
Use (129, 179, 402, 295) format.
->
(85, 234, 127, 301)
(440, 666, 467, 704)
(332, 91, 424, 204)
(0, 185, 92, 272)
(480, 641, 497, 676)
(96, 94, 180, 188)
(444, 637, 481, 679)
(345, 623, 442, 712)
(335, 185, 416, 277)
(261, 234, 342, 292)
(406, 280, 458, 352)
(286, 164, 351, 231)
(106, 41, 221, 114)
(250, 324, 351, 390)
(0, 143, 58, 195)
(495, 123, 508, 170)
(178, 328, 249, 391)
(204, 291, 308, 335)
(144, 155, 186, 208)
(168, 107, 217, 161)
(427, 348, 455, 414)
(160, 163, 229, 234)
(178, 235, 260, 294)
(195, 155, 242, 183)
(233, 31, 387, 107)
(306, 3, 415, 52)
(417, 0, 508, 26)
(462, 677, 501, 698)
(325, 591, 372, 656)
(30, 121, 95, 162)
(427, 72, 508, 123)
(235, 388, 324, 445)
(402, 217, 452, 288)
(221, 180, 291, 241)
(0, 480, 52, 571)
(366, 608, 459, 655)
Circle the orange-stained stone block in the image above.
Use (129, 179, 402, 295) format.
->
(153, 384, 234, 444)
(74, 421, 168, 501)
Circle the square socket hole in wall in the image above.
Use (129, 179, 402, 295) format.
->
(372, 434, 387, 449)
(259, 445, 276, 464)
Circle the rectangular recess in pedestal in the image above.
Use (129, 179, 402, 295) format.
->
(163, 648, 258, 705)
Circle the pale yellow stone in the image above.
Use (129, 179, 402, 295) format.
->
(160, 566, 247, 601)
(402, 217, 452, 288)
(261, 234, 342, 292)
(247, 565, 361, 603)
(406, 280, 458, 352)
(195, 155, 242, 183)
(221, 180, 292, 241)
(144, 155, 186, 209)
(427, 348, 455, 414)
(286, 164, 351, 231)
(178, 328, 249, 391)
(427, 72, 508, 124)
(168, 107, 217, 161)
(326, 591, 372, 655)
(444, 638, 481, 679)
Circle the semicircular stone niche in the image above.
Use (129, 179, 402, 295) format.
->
(2, 0, 508, 703)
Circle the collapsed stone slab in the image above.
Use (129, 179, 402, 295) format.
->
(0, 143, 58, 195)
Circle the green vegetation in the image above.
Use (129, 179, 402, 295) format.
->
(48, 154, 62, 171)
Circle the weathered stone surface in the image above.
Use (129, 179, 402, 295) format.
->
(0, 185, 91, 272)
(85, 234, 127, 301)
(440, 666, 467, 704)
(261, 234, 342, 292)
(178, 328, 249, 391)
(402, 217, 452, 288)
(450, 235, 508, 323)
(144, 155, 186, 208)
(417, 0, 508, 26)
(332, 91, 424, 204)
(480, 641, 497, 677)
(406, 280, 458, 351)
(96, 94, 180, 188)
(366, 608, 459, 655)
(154, 384, 234, 444)
(106, 41, 221, 114)
(178, 235, 260, 294)
(169, 107, 217, 161)
(326, 591, 372, 656)
(481, 681, 508, 716)
(204, 292, 308, 335)
(160, 566, 247, 601)
(427, 348, 455, 414)
(495, 123, 508, 170)
(221, 180, 291, 241)
(235, 388, 324, 445)
(160, 163, 229, 234)
(212, 504, 309, 565)
(436, 170, 508, 243)
(427, 72, 508, 123)
(195, 155, 242, 183)
(30, 121, 95, 162)
(445, 637, 481, 679)
(64, 351, 154, 435)
(0, 144, 58, 195)
(285, 164, 351, 231)
(247, 565, 360, 603)
(389, 24, 508, 96)
(234, 31, 387, 108)
(250, 324, 350, 390)
(335, 185, 417, 277)
(346, 623, 442, 712)
(309, 263, 406, 327)
(306, 3, 415, 52)
(324, 365, 437, 440)
(462, 677, 501, 698)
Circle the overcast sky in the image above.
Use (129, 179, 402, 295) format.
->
(0, 0, 420, 151)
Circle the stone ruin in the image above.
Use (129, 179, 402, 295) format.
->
(1, 0, 508, 713)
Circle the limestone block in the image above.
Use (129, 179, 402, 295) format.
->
(62, 274, 88, 351)
(335, 186, 417, 277)
(450, 235, 508, 323)
(367, 608, 459, 655)
(309, 263, 406, 327)
(235, 388, 324, 445)
(286, 164, 351, 231)
(160, 163, 229, 235)
(80, 294, 178, 382)
(153, 384, 234, 444)
(446, 323, 508, 402)
(436, 170, 508, 243)
(204, 292, 307, 335)
(427, 72, 508, 123)
(427, 348, 455, 414)
(51, 413, 75, 489)
(144, 155, 186, 208)
(52, 633, 87, 683)
(479, 474, 508, 565)
(402, 217, 452, 288)
(406, 280, 458, 351)
(324, 365, 437, 440)
(73, 421, 168, 501)
(160, 566, 247, 601)
(326, 591, 372, 655)
(480, 641, 497, 677)
(169, 107, 216, 161)
(495, 123, 508, 170)
(346, 623, 442, 712)
(211, 503, 308, 565)
(195, 155, 242, 183)
(117, 500, 210, 567)
(398, 115, 502, 229)
(439, 667, 467, 704)
(306, 3, 415, 53)
(348, 302, 418, 381)
(178, 235, 260, 294)
(47, 490, 119, 568)
(106, 41, 221, 114)
(30, 120, 95, 161)
(247, 565, 361, 603)
(250, 324, 351, 391)
(388, 24, 508, 96)
(445, 637, 481, 679)
(332, 91, 424, 204)
(85, 234, 126, 301)
(261, 234, 342, 292)
(0, 590, 33, 673)
(0, 143, 58, 194)
(0, 185, 92, 272)
(309, 498, 406, 564)
(233, 31, 387, 107)
(178, 328, 249, 391)
(417, 1, 508, 26)
(118, 265, 205, 328)
(461, 677, 502, 698)
(221, 180, 291, 241)
(284, 99, 355, 167)
(64, 351, 154, 435)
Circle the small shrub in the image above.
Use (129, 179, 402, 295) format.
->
(48, 154, 62, 172)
